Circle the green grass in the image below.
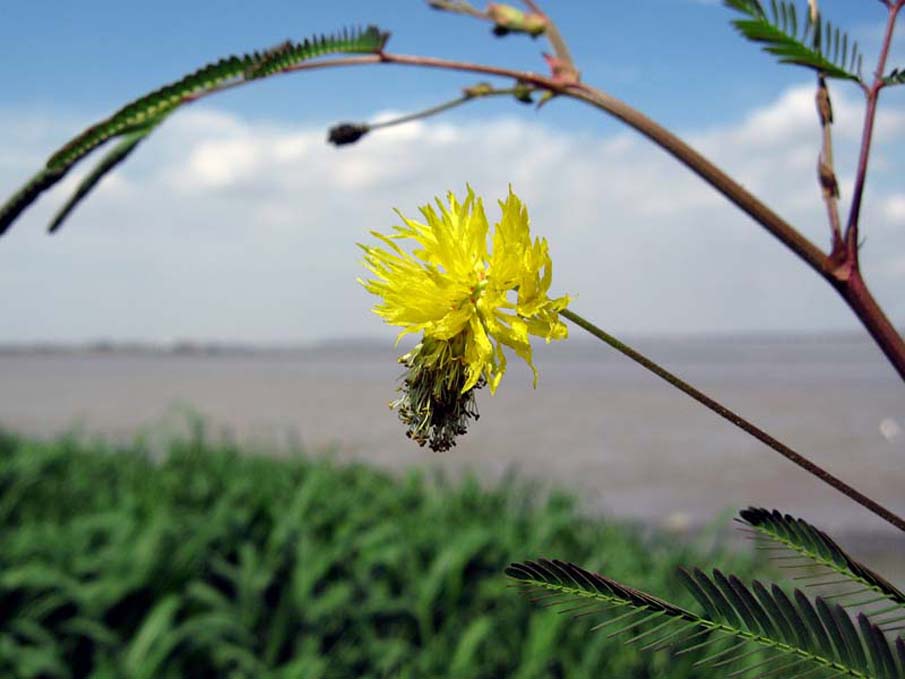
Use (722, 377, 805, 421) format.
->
(0, 426, 761, 678)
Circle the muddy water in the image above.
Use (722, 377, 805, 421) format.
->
(2, 335, 903, 579)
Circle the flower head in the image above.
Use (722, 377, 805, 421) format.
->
(360, 186, 569, 450)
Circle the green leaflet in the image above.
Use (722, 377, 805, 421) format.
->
(46, 26, 388, 171)
(48, 124, 156, 234)
(738, 507, 905, 630)
(0, 26, 389, 237)
(0, 168, 68, 235)
(507, 558, 903, 678)
(724, 0, 862, 82)
(883, 68, 905, 87)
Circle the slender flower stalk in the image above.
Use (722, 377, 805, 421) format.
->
(327, 83, 534, 146)
(560, 308, 905, 533)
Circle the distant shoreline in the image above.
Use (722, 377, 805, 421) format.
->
(0, 329, 892, 357)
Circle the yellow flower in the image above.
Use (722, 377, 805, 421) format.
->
(360, 186, 570, 397)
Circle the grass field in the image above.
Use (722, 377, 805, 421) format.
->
(0, 425, 762, 678)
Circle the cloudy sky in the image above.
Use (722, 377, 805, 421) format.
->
(1, 1, 904, 345)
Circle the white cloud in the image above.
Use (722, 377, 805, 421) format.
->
(883, 194, 905, 224)
(0, 82, 903, 343)
(882, 255, 905, 278)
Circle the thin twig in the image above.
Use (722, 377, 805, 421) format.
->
(369, 85, 533, 131)
(426, 0, 487, 21)
(522, 0, 576, 73)
(328, 84, 534, 145)
(815, 75, 843, 255)
(370, 97, 470, 130)
(560, 307, 905, 533)
(844, 1, 902, 249)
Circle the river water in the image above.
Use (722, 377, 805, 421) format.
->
(2, 334, 903, 578)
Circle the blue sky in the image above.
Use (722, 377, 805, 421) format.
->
(3, 1, 894, 128)
(1, 1, 904, 344)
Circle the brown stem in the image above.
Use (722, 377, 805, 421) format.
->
(845, 1, 902, 246)
(522, 0, 576, 72)
(568, 80, 905, 379)
(368, 85, 529, 131)
(562, 308, 905, 533)
(190, 53, 830, 278)
(815, 75, 843, 255)
(833, 269, 905, 378)
(562, 85, 833, 275)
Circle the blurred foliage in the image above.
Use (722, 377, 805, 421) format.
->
(0, 427, 759, 678)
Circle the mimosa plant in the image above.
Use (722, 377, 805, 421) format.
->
(1, 1, 903, 676)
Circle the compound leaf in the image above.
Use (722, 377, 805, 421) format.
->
(724, 1, 863, 82)
(0, 25, 389, 236)
(507, 558, 893, 677)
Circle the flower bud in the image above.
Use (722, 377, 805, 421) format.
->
(327, 123, 370, 146)
(486, 3, 547, 37)
(463, 82, 494, 98)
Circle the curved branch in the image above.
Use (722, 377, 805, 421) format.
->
(371, 54, 829, 268)
(561, 86, 832, 275)
(368, 53, 905, 381)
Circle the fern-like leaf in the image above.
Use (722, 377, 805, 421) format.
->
(883, 68, 905, 87)
(739, 507, 905, 631)
(724, 0, 863, 82)
(44, 26, 388, 172)
(0, 167, 69, 236)
(0, 26, 389, 237)
(507, 559, 901, 678)
(48, 124, 155, 234)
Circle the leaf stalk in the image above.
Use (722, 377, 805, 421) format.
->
(844, 0, 902, 248)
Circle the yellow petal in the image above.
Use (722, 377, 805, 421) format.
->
(462, 315, 493, 392)
(361, 185, 569, 396)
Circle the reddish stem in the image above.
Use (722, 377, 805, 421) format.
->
(833, 268, 905, 378)
(845, 1, 902, 246)
(274, 51, 905, 380)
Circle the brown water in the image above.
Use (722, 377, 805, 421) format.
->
(1, 335, 903, 579)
